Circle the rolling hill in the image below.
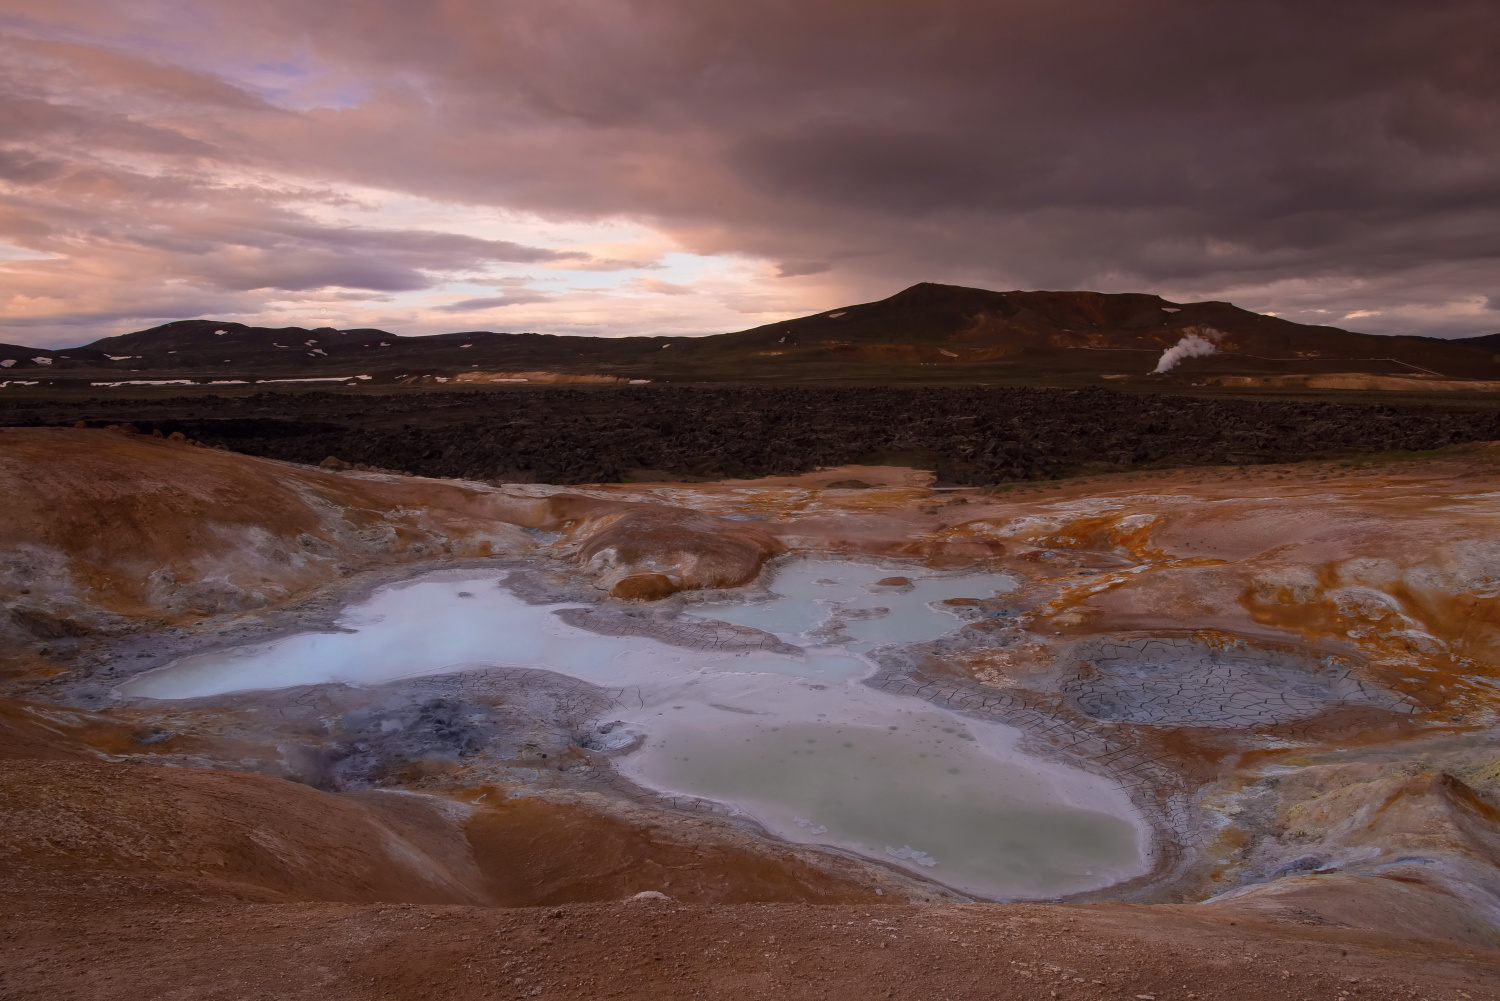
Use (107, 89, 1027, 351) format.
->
(3, 283, 1498, 389)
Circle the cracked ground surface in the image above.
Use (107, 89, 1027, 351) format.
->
(1059, 635, 1417, 728)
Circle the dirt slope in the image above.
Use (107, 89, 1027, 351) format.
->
(0, 428, 779, 644)
(2, 895, 1495, 1001)
(2, 750, 1496, 999)
(0, 757, 888, 909)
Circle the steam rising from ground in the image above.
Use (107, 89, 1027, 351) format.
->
(1153, 326, 1222, 373)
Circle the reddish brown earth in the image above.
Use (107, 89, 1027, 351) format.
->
(5, 430, 1500, 998)
(5, 895, 1495, 1000)
(0, 758, 888, 908)
(3, 759, 1494, 999)
(12, 744, 1492, 999)
(0, 427, 778, 630)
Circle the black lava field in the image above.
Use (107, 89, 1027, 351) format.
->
(6, 386, 1500, 485)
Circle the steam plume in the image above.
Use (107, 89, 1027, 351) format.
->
(1153, 326, 1222, 374)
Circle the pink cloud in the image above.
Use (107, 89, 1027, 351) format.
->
(1, 0, 1498, 344)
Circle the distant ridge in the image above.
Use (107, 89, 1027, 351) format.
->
(3, 283, 1499, 387)
(1447, 332, 1500, 352)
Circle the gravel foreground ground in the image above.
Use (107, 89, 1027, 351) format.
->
(3, 897, 1496, 1001)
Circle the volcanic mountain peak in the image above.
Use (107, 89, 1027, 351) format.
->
(857, 282, 1190, 331)
(727, 282, 1338, 351)
(685, 282, 1500, 384)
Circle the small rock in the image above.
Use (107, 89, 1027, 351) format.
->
(825, 478, 873, 489)
(872, 576, 913, 588)
(1273, 855, 1322, 878)
(319, 456, 350, 471)
(629, 890, 673, 903)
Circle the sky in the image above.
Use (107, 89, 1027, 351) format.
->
(1, 0, 1497, 347)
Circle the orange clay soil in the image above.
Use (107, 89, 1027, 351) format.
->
(0, 758, 892, 908)
(0, 427, 783, 630)
(6, 434, 1500, 997)
(3, 895, 1497, 1001)
(1, 756, 1495, 1000)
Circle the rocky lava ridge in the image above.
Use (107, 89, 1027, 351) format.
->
(8, 385, 1500, 486)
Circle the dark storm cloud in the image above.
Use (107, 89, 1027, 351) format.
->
(259, 0, 1500, 320)
(775, 261, 833, 278)
(436, 290, 553, 312)
(2, 0, 1498, 339)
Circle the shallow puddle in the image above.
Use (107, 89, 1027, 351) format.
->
(122, 558, 1148, 898)
(632, 718, 1142, 898)
(700, 559, 1018, 650)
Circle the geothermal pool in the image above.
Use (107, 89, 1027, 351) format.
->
(122, 559, 1147, 899)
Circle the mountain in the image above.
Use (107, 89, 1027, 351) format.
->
(1448, 332, 1500, 352)
(689, 284, 1500, 381)
(4, 283, 1500, 388)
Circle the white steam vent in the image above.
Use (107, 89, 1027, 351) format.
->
(1153, 326, 1222, 374)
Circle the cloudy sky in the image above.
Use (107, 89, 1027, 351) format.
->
(1, 0, 1497, 346)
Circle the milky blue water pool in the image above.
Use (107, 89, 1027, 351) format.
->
(122, 558, 1147, 898)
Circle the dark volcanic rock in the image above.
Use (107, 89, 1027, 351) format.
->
(6, 384, 1500, 486)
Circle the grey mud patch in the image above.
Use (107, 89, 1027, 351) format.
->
(118, 666, 623, 792)
(553, 606, 801, 655)
(1061, 635, 1420, 728)
(500, 567, 600, 606)
(857, 604, 1435, 902)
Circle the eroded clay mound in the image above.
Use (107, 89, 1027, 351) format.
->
(577, 506, 782, 597)
(1062, 635, 1417, 728)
